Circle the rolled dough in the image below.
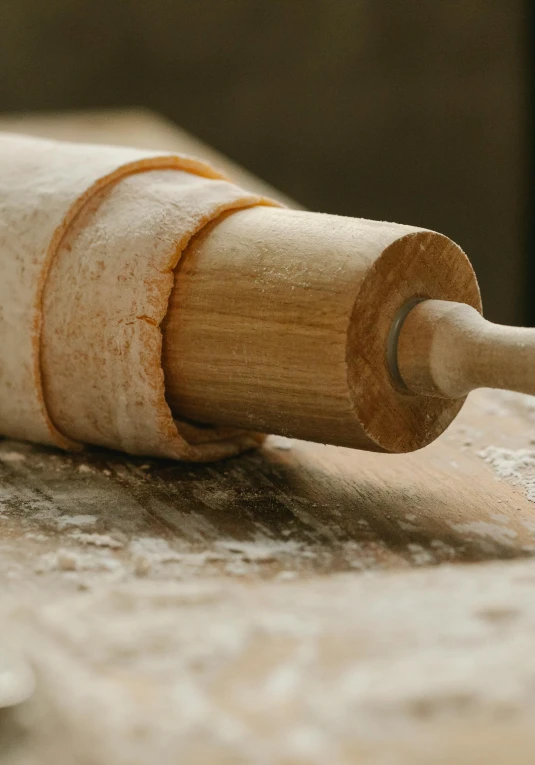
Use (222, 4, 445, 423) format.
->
(0, 134, 273, 459)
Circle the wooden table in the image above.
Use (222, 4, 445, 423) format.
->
(1, 111, 535, 765)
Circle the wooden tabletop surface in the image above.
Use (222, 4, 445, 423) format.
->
(1, 111, 535, 764)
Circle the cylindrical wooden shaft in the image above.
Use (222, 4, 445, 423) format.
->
(397, 299, 535, 399)
(162, 207, 481, 453)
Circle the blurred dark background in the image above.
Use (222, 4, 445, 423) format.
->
(0, 1, 530, 324)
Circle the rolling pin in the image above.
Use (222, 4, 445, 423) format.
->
(1, 133, 534, 460)
(162, 206, 534, 454)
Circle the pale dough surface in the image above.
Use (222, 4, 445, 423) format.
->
(43, 169, 268, 459)
(0, 133, 270, 459)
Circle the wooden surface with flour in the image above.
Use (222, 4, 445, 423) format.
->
(1, 110, 535, 764)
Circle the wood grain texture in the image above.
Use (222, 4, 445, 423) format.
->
(163, 208, 480, 453)
(2, 388, 535, 764)
(1, 388, 535, 586)
(1, 110, 535, 764)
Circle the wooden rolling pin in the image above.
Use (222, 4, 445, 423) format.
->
(2, 133, 532, 460)
(162, 206, 533, 453)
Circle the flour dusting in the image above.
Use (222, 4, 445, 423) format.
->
(451, 521, 518, 548)
(0, 451, 26, 463)
(479, 446, 535, 501)
(70, 532, 123, 549)
(269, 435, 294, 451)
(56, 514, 98, 529)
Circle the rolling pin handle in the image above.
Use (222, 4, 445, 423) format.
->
(396, 299, 535, 400)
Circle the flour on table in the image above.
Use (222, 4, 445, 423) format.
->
(55, 514, 98, 529)
(407, 543, 434, 566)
(451, 521, 518, 548)
(478, 446, 535, 501)
(128, 537, 187, 577)
(269, 435, 294, 451)
(0, 451, 26, 463)
(217, 537, 302, 562)
(36, 548, 122, 574)
(69, 532, 123, 549)
(7, 558, 535, 765)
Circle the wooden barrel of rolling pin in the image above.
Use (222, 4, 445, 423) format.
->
(162, 207, 482, 453)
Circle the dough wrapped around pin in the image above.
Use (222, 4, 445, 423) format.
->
(0, 133, 273, 460)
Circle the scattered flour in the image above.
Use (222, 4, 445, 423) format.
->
(398, 521, 418, 532)
(407, 543, 434, 566)
(478, 446, 535, 502)
(56, 514, 98, 529)
(217, 538, 302, 563)
(269, 435, 294, 451)
(224, 559, 249, 576)
(24, 532, 48, 542)
(451, 521, 518, 548)
(430, 540, 456, 559)
(36, 549, 122, 574)
(69, 532, 123, 549)
(0, 451, 26, 463)
(128, 537, 183, 568)
(10, 557, 535, 764)
(55, 550, 84, 572)
(133, 556, 151, 578)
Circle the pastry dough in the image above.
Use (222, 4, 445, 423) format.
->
(0, 134, 272, 460)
